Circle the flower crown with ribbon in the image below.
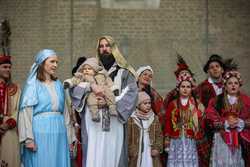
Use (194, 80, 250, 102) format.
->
(222, 58, 242, 86)
(223, 70, 242, 86)
(176, 75, 195, 88)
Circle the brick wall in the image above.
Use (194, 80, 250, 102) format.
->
(208, 0, 250, 93)
(1, 0, 250, 95)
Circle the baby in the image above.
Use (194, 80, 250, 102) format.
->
(64, 57, 117, 122)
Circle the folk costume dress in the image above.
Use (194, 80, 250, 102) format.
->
(0, 81, 21, 167)
(18, 49, 75, 167)
(206, 93, 250, 167)
(164, 97, 205, 167)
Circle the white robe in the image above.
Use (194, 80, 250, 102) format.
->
(84, 107, 123, 167)
(70, 66, 138, 167)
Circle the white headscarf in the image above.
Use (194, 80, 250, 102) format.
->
(136, 65, 154, 86)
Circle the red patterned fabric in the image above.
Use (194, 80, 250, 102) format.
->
(0, 82, 7, 124)
(206, 93, 250, 163)
(164, 97, 204, 140)
(195, 79, 216, 108)
(0, 82, 18, 143)
(164, 97, 209, 167)
(0, 83, 17, 119)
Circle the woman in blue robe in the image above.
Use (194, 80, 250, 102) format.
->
(18, 49, 75, 167)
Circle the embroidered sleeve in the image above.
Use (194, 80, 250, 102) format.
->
(164, 101, 179, 138)
(5, 85, 21, 129)
(171, 108, 178, 131)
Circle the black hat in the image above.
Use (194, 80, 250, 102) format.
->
(203, 54, 224, 73)
(72, 56, 87, 75)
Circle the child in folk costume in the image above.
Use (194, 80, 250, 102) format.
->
(128, 91, 163, 167)
(164, 75, 205, 167)
(64, 57, 117, 128)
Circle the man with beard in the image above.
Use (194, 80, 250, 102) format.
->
(0, 55, 21, 167)
(70, 36, 138, 167)
(195, 54, 225, 167)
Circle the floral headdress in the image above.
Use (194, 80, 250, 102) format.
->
(176, 74, 195, 88)
(223, 70, 242, 86)
(222, 58, 242, 86)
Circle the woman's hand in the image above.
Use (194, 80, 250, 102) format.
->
(228, 117, 239, 129)
(25, 140, 37, 152)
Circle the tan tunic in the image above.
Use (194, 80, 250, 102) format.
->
(0, 83, 21, 167)
(128, 113, 163, 167)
